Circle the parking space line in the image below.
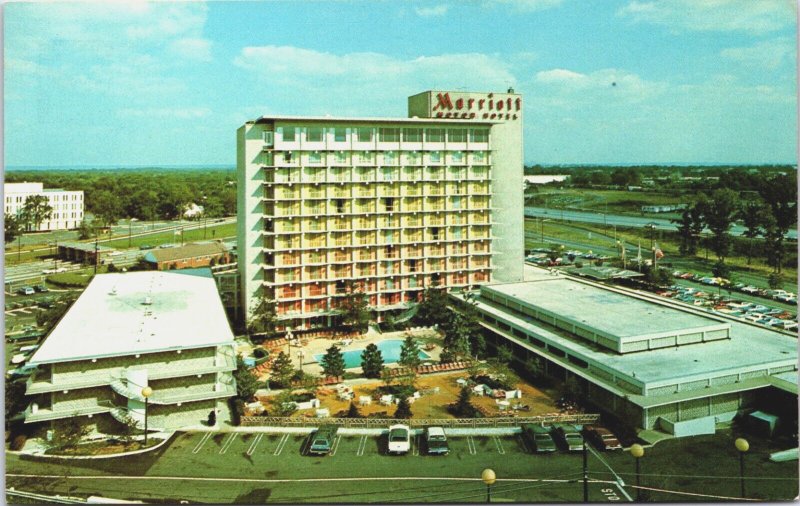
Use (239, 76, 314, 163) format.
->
(219, 433, 238, 455)
(191, 432, 212, 454)
(356, 435, 367, 456)
(299, 435, 312, 456)
(492, 436, 506, 455)
(246, 434, 263, 456)
(330, 435, 341, 456)
(273, 434, 289, 456)
(467, 436, 477, 455)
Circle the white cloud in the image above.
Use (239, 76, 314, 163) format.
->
(534, 67, 668, 104)
(487, 0, 563, 12)
(535, 68, 586, 83)
(721, 37, 794, 70)
(168, 38, 213, 62)
(414, 4, 448, 17)
(617, 0, 796, 34)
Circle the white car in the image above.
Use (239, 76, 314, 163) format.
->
(387, 424, 411, 455)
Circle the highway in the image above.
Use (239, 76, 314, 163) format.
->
(524, 207, 798, 240)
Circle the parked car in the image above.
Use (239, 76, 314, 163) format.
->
(139, 244, 153, 250)
(424, 426, 449, 455)
(741, 286, 760, 294)
(17, 286, 35, 296)
(388, 424, 411, 455)
(34, 284, 49, 293)
(551, 423, 584, 451)
(583, 425, 622, 450)
(308, 425, 338, 455)
(522, 424, 557, 453)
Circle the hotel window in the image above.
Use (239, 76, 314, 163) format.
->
(284, 152, 294, 163)
(403, 128, 422, 142)
(405, 152, 421, 165)
(379, 128, 400, 142)
(283, 127, 296, 142)
(448, 129, 467, 143)
(307, 127, 324, 142)
(383, 197, 394, 212)
(427, 128, 444, 142)
(429, 151, 442, 164)
(473, 151, 486, 163)
(469, 129, 488, 143)
(335, 152, 348, 164)
(453, 227, 463, 240)
(262, 152, 274, 165)
(385, 245, 398, 258)
(452, 196, 462, 210)
(334, 199, 346, 214)
(431, 227, 440, 241)
(334, 127, 347, 142)
(383, 152, 397, 166)
(408, 259, 418, 273)
(308, 152, 322, 164)
(357, 152, 374, 165)
(356, 128, 373, 142)
(381, 166, 398, 181)
(451, 151, 464, 164)
(383, 230, 394, 244)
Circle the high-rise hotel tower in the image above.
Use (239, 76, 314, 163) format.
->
(237, 90, 523, 330)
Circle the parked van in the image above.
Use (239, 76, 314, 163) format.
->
(387, 424, 411, 455)
(308, 425, 338, 455)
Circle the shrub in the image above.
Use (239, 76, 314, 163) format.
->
(10, 434, 26, 451)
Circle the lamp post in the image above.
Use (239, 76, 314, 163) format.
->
(582, 438, 589, 502)
(630, 444, 644, 501)
(128, 218, 138, 248)
(735, 438, 749, 498)
(481, 468, 496, 503)
(141, 386, 153, 445)
(297, 350, 305, 374)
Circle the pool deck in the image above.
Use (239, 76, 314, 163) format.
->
(297, 329, 442, 376)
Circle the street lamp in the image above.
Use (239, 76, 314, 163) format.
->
(735, 438, 749, 498)
(297, 350, 305, 374)
(481, 468, 496, 503)
(141, 386, 153, 445)
(630, 444, 644, 501)
(128, 218, 138, 248)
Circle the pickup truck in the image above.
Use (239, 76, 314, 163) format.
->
(308, 425, 338, 455)
(424, 426, 449, 455)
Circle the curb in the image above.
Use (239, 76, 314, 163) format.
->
(10, 434, 173, 460)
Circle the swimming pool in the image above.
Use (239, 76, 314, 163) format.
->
(314, 339, 431, 369)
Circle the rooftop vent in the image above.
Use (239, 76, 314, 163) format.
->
(143, 297, 152, 305)
(109, 287, 117, 296)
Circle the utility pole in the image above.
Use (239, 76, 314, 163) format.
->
(582, 440, 589, 502)
(94, 232, 99, 275)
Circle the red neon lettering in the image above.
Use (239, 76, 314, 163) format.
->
(433, 92, 454, 111)
(468, 98, 475, 109)
(455, 98, 464, 110)
(515, 97, 522, 111)
(497, 100, 504, 111)
(479, 99, 485, 109)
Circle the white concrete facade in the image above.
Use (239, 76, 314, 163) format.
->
(4, 182, 84, 230)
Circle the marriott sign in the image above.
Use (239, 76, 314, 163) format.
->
(430, 92, 522, 120)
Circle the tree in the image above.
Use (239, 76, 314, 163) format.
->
(233, 356, 260, 400)
(762, 214, 785, 272)
(394, 397, 413, 419)
(768, 272, 785, 290)
(4, 213, 22, 244)
(547, 243, 564, 263)
(50, 418, 91, 450)
(272, 390, 297, 417)
(711, 260, 731, 280)
(398, 334, 422, 369)
(738, 200, 767, 265)
(700, 189, 738, 261)
(496, 345, 514, 364)
(450, 386, 480, 418)
(270, 351, 294, 388)
(347, 402, 363, 419)
(360, 343, 384, 379)
(672, 205, 704, 256)
(37, 296, 77, 334)
(415, 287, 451, 328)
(19, 195, 53, 232)
(90, 190, 123, 228)
(524, 357, 545, 381)
(339, 287, 370, 333)
(320, 345, 346, 378)
(5, 379, 26, 430)
(759, 174, 797, 273)
(247, 296, 277, 341)
(77, 219, 95, 240)
(441, 312, 472, 362)
(564, 376, 584, 403)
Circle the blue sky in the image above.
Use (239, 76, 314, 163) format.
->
(4, 0, 797, 167)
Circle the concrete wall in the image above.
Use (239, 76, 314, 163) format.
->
(238, 123, 266, 323)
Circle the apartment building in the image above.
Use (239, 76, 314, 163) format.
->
(237, 90, 524, 330)
(4, 182, 84, 231)
(24, 271, 237, 431)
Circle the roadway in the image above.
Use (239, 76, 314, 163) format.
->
(525, 207, 798, 240)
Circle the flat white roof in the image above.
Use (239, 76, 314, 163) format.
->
(29, 271, 235, 365)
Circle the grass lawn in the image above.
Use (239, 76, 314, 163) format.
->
(102, 222, 236, 249)
(6, 429, 797, 503)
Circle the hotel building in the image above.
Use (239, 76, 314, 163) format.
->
(24, 271, 237, 431)
(237, 90, 524, 330)
(4, 182, 84, 231)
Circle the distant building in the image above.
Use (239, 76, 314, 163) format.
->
(641, 204, 687, 213)
(143, 242, 231, 271)
(466, 267, 797, 437)
(4, 182, 84, 231)
(24, 271, 237, 431)
(524, 175, 568, 185)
